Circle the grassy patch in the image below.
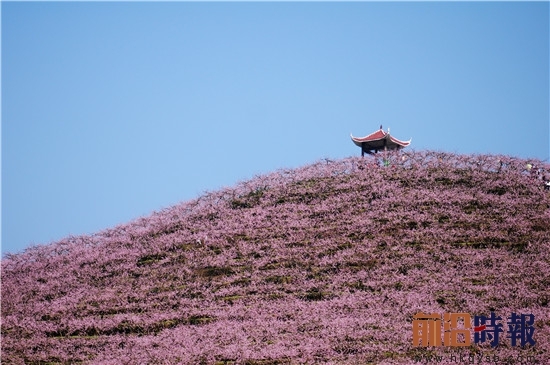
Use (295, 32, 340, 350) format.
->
(221, 295, 243, 304)
(195, 265, 235, 278)
(188, 315, 216, 325)
(265, 275, 293, 284)
(300, 287, 332, 301)
(345, 259, 377, 273)
(137, 253, 166, 266)
(230, 187, 266, 209)
(452, 241, 528, 251)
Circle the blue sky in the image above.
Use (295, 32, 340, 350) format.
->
(2, 2, 549, 255)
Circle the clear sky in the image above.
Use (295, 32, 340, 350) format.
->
(2, 1, 549, 255)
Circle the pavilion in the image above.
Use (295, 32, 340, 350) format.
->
(351, 125, 411, 156)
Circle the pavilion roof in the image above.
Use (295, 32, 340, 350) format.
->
(350, 127, 411, 151)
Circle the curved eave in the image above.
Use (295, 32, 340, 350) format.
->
(388, 135, 412, 147)
(351, 132, 411, 149)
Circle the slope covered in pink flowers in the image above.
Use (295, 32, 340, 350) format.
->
(2, 150, 550, 364)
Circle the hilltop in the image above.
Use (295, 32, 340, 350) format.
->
(2, 150, 549, 364)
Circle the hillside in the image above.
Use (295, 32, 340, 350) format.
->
(2, 150, 550, 364)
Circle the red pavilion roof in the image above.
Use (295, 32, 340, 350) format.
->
(351, 127, 411, 152)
